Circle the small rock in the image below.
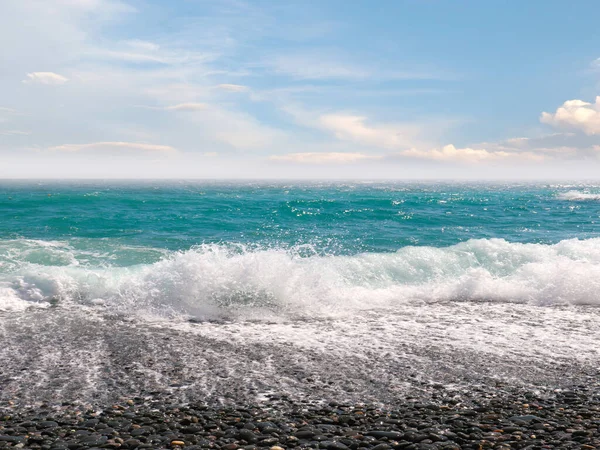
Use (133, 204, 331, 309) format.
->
(295, 430, 315, 439)
(239, 429, 258, 443)
(327, 443, 350, 450)
(37, 421, 59, 429)
(366, 431, 404, 440)
(509, 415, 540, 423)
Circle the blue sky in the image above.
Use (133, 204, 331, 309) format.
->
(2, 0, 600, 178)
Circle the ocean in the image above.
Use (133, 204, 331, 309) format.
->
(1, 181, 600, 408)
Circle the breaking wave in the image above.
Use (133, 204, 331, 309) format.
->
(556, 190, 600, 201)
(2, 238, 600, 318)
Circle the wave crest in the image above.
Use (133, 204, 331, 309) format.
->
(557, 190, 600, 201)
(2, 238, 600, 318)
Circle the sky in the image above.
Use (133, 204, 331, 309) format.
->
(2, 0, 600, 179)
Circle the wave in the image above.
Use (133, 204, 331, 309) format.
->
(556, 190, 600, 201)
(1, 238, 600, 318)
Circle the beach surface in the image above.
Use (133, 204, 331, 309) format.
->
(1, 302, 599, 449)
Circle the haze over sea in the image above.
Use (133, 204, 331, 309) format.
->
(1, 180, 600, 409)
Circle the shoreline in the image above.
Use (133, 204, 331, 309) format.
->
(1, 305, 599, 409)
(1, 304, 599, 448)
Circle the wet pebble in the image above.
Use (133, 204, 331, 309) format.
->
(0, 385, 599, 450)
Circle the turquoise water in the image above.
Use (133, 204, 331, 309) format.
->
(2, 181, 600, 253)
(1, 181, 600, 316)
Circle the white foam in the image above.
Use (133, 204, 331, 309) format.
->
(556, 190, 600, 201)
(2, 238, 600, 318)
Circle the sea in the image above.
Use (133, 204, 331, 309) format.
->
(1, 180, 600, 408)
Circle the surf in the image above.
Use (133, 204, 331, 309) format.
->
(556, 190, 600, 201)
(2, 237, 600, 318)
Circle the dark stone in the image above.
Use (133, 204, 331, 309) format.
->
(509, 415, 540, 423)
(257, 437, 278, 447)
(327, 442, 350, 450)
(238, 429, 258, 443)
(371, 445, 392, 450)
(367, 431, 404, 440)
(78, 434, 108, 446)
(0, 436, 26, 443)
(572, 430, 592, 437)
(296, 430, 316, 439)
(37, 421, 60, 429)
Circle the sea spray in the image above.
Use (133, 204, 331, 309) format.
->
(2, 237, 600, 317)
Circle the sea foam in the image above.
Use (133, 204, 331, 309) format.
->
(556, 190, 600, 201)
(2, 237, 600, 318)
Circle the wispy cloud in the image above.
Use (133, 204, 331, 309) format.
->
(401, 144, 543, 163)
(262, 52, 451, 81)
(49, 141, 177, 153)
(270, 152, 380, 164)
(318, 113, 421, 149)
(283, 105, 434, 150)
(0, 130, 30, 136)
(164, 103, 208, 111)
(479, 132, 600, 160)
(270, 144, 546, 165)
(94, 50, 172, 64)
(216, 83, 249, 92)
(125, 39, 160, 52)
(55, 0, 137, 15)
(266, 54, 370, 80)
(142, 101, 283, 150)
(193, 106, 284, 150)
(23, 72, 69, 85)
(92, 39, 213, 65)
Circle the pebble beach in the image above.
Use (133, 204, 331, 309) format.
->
(1, 383, 599, 449)
(1, 303, 600, 449)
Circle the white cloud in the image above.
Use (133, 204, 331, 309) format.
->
(0, 130, 30, 136)
(95, 50, 171, 64)
(318, 114, 421, 149)
(217, 84, 248, 92)
(480, 132, 600, 160)
(92, 40, 211, 65)
(200, 107, 284, 150)
(23, 72, 69, 85)
(267, 54, 370, 80)
(55, 0, 136, 14)
(49, 141, 177, 153)
(263, 53, 448, 81)
(270, 152, 380, 164)
(281, 106, 440, 151)
(164, 103, 208, 111)
(401, 144, 544, 163)
(540, 97, 600, 135)
(0, 107, 21, 124)
(156, 102, 284, 150)
(125, 39, 160, 52)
